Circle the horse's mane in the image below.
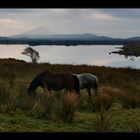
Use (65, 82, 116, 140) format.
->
(27, 70, 51, 94)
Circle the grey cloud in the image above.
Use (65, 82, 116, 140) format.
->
(0, 9, 140, 37)
(97, 9, 140, 19)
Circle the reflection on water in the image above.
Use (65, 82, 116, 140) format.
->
(0, 44, 140, 69)
(129, 56, 135, 61)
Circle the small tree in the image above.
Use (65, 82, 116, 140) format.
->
(22, 47, 40, 63)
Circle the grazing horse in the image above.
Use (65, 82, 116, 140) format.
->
(27, 70, 80, 97)
(73, 73, 98, 99)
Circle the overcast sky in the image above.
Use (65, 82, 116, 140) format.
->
(0, 9, 140, 38)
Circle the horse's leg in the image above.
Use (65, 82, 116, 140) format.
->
(77, 90, 80, 98)
(92, 83, 98, 96)
(48, 88, 53, 95)
(75, 88, 80, 97)
(87, 88, 91, 100)
(93, 88, 98, 96)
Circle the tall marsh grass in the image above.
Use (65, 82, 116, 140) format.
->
(93, 108, 112, 132)
(120, 91, 140, 109)
(89, 87, 114, 112)
(27, 92, 55, 119)
(0, 59, 140, 131)
(57, 92, 80, 123)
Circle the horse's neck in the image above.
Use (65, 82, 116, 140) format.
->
(29, 77, 41, 91)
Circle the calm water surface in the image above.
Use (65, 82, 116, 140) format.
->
(0, 44, 140, 69)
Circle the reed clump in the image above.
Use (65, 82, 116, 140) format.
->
(57, 92, 80, 123)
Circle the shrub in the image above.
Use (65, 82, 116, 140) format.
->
(93, 108, 112, 132)
(57, 92, 79, 123)
(130, 121, 140, 132)
(89, 92, 114, 112)
(16, 86, 31, 110)
(120, 91, 139, 109)
(27, 92, 55, 119)
(78, 92, 91, 112)
(0, 80, 10, 105)
(6, 88, 19, 112)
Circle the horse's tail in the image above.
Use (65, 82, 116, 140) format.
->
(94, 77, 98, 97)
(95, 77, 99, 90)
(95, 81, 98, 90)
(72, 74, 80, 94)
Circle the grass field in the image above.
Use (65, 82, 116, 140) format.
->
(0, 58, 140, 132)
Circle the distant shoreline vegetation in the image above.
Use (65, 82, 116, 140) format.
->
(1, 33, 140, 47)
(111, 42, 140, 57)
(0, 37, 140, 46)
(0, 37, 140, 57)
(0, 37, 127, 46)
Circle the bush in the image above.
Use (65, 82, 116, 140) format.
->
(27, 92, 55, 119)
(78, 92, 91, 112)
(120, 91, 140, 109)
(130, 121, 140, 132)
(93, 108, 112, 132)
(16, 86, 31, 110)
(6, 89, 19, 113)
(57, 92, 79, 123)
(0, 80, 10, 105)
(89, 93, 114, 112)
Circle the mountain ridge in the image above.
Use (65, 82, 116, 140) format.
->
(10, 27, 117, 40)
(10, 27, 56, 38)
(0, 27, 139, 46)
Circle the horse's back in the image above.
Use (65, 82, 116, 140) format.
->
(52, 73, 76, 90)
(77, 73, 98, 89)
(78, 73, 98, 81)
(63, 73, 76, 88)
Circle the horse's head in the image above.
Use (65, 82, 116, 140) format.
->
(27, 87, 36, 98)
(27, 73, 41, 98)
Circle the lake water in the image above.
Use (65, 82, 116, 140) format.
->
(0, 44, 140, 69)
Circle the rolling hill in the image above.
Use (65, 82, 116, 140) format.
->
(0, 27, 139, 46)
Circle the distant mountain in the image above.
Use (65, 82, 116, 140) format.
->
(11, 27, 56, 38)
(0, 36, 8, 39)
(41, 33, 116, 41)
(10, 27, 119, 41)
(127, 37, 140, 41)
(5, 26, 140, 46)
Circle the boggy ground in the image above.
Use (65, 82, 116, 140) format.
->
(0, 58, 139, 132)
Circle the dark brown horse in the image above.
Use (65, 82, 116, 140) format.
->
(27, 70, 80, 97)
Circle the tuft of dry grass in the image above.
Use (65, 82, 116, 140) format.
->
(89, 87, 114, 112)
(130, 121, 140, 132)
(57, 92, 80, 123)
(93, 108, 112, 132)
(120, 91, 140, 109)
(0, 80, 10, 105)
(27, 91, 55, 119)
(6, 90, 19, 112)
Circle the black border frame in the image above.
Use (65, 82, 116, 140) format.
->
(0, 0, 140, 139)
(0, 0, 140, 8)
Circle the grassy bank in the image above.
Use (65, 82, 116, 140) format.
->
(0, 58, 140, 132)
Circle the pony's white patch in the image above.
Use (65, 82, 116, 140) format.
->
(74, 73, 98, 89)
